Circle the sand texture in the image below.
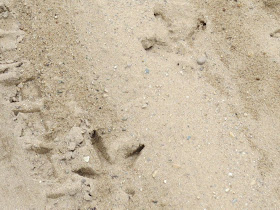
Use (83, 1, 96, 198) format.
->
(0, 0, 280, 209)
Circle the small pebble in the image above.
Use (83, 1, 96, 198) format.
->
(250, 179, 256, 185)
(225, 188, 230, 193)
(152, 170, 158, 178)
(187, 136, 191, 140)
(163, 180, 167, 184)
(197, 56, 206, 65)
(228, 173, 234, 177)
(142, 104, 148, 109)
(145, 68, 150, 74)
(232, 198, 238, 204)
(83, 156, 90, 163)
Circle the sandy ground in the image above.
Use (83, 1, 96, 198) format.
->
(0, 0, 280, 209)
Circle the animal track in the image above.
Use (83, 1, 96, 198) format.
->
(141, 37, 166, 51)
(0, 1, 146, 209)
(90, 130, 112, 164)
(72, 129, 145, 176)
(44, 127, 145, 209)
(270, 29, 280, 38)
(73, 167, 99, 179)
(141, 3, 205, 55)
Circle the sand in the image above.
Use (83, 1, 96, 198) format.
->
(0, 0, 280, 209)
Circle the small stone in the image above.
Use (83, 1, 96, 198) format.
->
(163, 180, 167, 184)
(68, 142, 76, 151)
(232, 198, 238, 204)
(152, 170, 158, 178)
(197, 56, 206, 65)
(187, 136, 191, 140)
(228, 173, 234, 177)
(229, 132, 235, 138)
(142, 104, 148, 109)
(145, 68, 150, 74)
(83, 156, 90, 163)
(225, 188, 230, 193)
(250, 179, 256, 185)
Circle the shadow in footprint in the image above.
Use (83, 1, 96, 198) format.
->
(90, 130, 112, 164)
(73, 167, 99, 179)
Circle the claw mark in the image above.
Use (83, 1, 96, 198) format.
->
(196, 18, 207, 30)
(90, 130, 112, 164)
(125, 144, 145, 159)
(153, 4, 170, 23)
(73, 167, 99, 179)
